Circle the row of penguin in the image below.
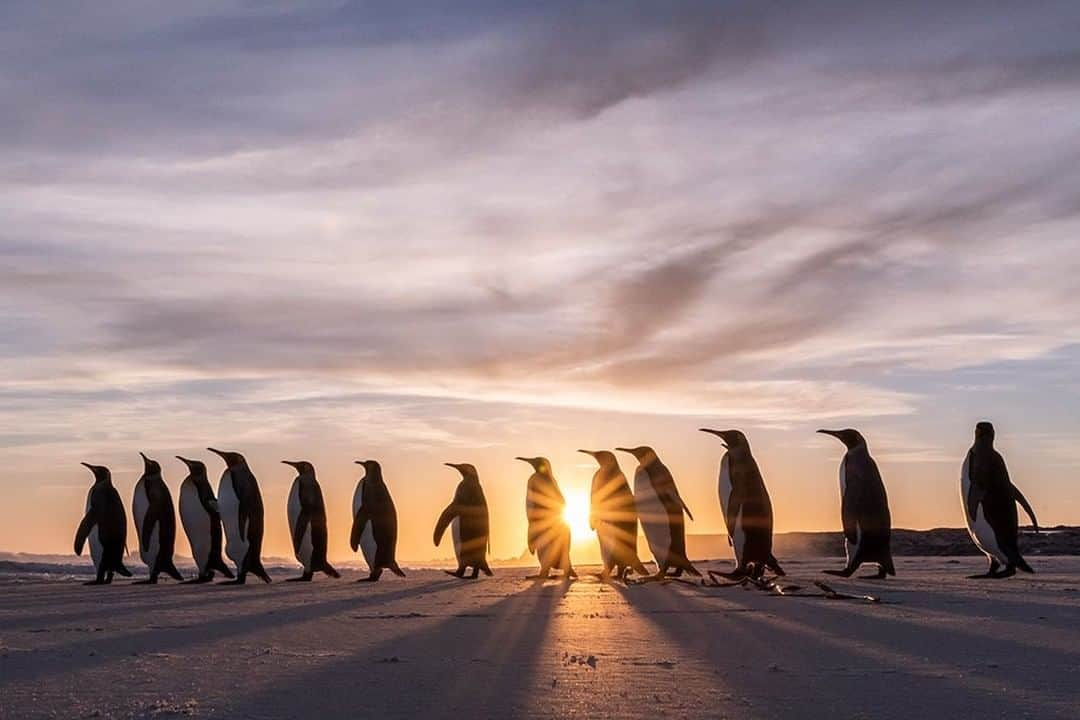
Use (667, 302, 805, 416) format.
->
(74, 421, 1040, 585)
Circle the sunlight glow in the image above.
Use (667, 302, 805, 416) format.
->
(563, 490, 594, 543)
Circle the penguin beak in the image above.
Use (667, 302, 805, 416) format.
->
(817, 429, 841, 440)
(613, 447, 631, 454)
(282, 460, 300, 469)
(443, 462, 460, 469)
(80, 462, 94, 471)
(699, 429, 729, 447)
(354, 460, 367, 466)
(207, 447, 225, 459)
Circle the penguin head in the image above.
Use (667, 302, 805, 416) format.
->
(816, 429, 866, 450)
(356, 459, 383, 481)
(80, 463, 111, 483)
(139, 452, 162, 477)
(282, 460, 315, 477)
(578, 449, 618, 468)
(698, 429, 750, 454)
(614, 446, 657, 464)
(444, 462, 479, 482)
(175, 456, 207, 478)
(975, 421, 996, 446)
(514, 456, 551, 475)
(207, 448, 246, 469)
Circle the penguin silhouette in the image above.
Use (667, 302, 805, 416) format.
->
(176, 456, 233, 583)
(74, 463, 132, 585)
(351, 460, 406, 582)
(615, 446, 699, 580)
(207, 448, 271, 584)
(434, 463, 493, 579)
(579, 450, 648, 582)
(817, 429, 895, 579)
(516, 456, 576, 581)
(698, 430, 783, 580)
(283, 460, 340, 582)
(962, 422, 1040, 579)
(131, 453, 184, 584)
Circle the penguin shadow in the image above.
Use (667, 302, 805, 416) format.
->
(220, 580, 569, 718)
(0, 573, 294, 632)
(613, 577, 1079, 719)
(0, 577, 464, 688)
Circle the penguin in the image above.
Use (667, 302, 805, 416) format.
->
(516, 456, 576, 581)
(350, 460, 406, 582)
(131, 453, 184, 584)
(434, 463, 493, 579)
(817, 429, 895, 579)
(698, 430, 784, 579)
(579, 450, 648, 582)
(207, 448, 271, 584)
(74, 463, 132, 585)
(615, 447, 699, 580)
(961, 422, 1040, 579)
(176, 456, 233, 583)
(283, 460, 340, 582)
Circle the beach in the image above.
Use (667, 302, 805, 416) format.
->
(1, 557, 1078, 719)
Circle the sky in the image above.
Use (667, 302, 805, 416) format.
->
(3, 1, 1080, 564)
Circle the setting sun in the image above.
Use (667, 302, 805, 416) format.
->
(563, 490, 594, 543)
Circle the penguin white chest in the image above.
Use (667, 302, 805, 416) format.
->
(178, 479, 212, 573)
(218, 470, 248, 568)
(718, 456, 744, 555)
(85, 489, 102, 570)
(352, 480, 377, 569)
(635, 468, 671, 567)
(839, 459, 860, 561)
(961, 459, 1005, 563)
(132, 479, 160, 569)
(287, 480, 314, 570)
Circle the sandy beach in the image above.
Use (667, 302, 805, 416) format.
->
(2, 557, 1078, 719)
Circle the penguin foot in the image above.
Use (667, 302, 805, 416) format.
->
(356, 577, 380, 583)
(183, 576, 213, 584)
(823, 569, 855, 578)
(444, 569, 467, 579)
(859, 569, 888, 580)
(132, 578, 158, 585)
(286, 574, 314, 583)
(966, 572, 999, 580)
(219, 578, 247, 585)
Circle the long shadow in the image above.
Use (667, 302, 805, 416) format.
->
(0, 576, 357, 631)
(0, 577, 462, 688)
(216, 579, 569, 718)
(616, 580, 1079, 719)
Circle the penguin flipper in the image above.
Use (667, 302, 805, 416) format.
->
(433, 504, 457, 546)
(350, 507, 370, 553)
(679, 497, 694, 522)
(74, 513, 96, 556)
(140, 509, 159, 554)
(1012, 486, 1040, 532)
(292, 510, 310, 555)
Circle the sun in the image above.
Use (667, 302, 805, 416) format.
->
(563, 489, 593, 542)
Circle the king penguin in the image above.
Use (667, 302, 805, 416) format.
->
(516, 456, 576, 581)
(698, 430, 784, 579)
(207, 448, 272, 584)
(817, 429, 895, 579)
(74, 463, 132, 585)
(131, 453, 184, 583)
(176, 456, 233, 582)
(615, 446, 699, 579)
(283, 460, 340, 582)
(351, 460, 406, 582)
(579, 450, 648, 582)
(434, 463, 493, 579)
(961, 422, 1040, 578)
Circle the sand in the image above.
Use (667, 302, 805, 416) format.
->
(1, 557, 1079, 719)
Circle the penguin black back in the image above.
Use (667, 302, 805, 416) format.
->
(352, 460, 405, 581)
